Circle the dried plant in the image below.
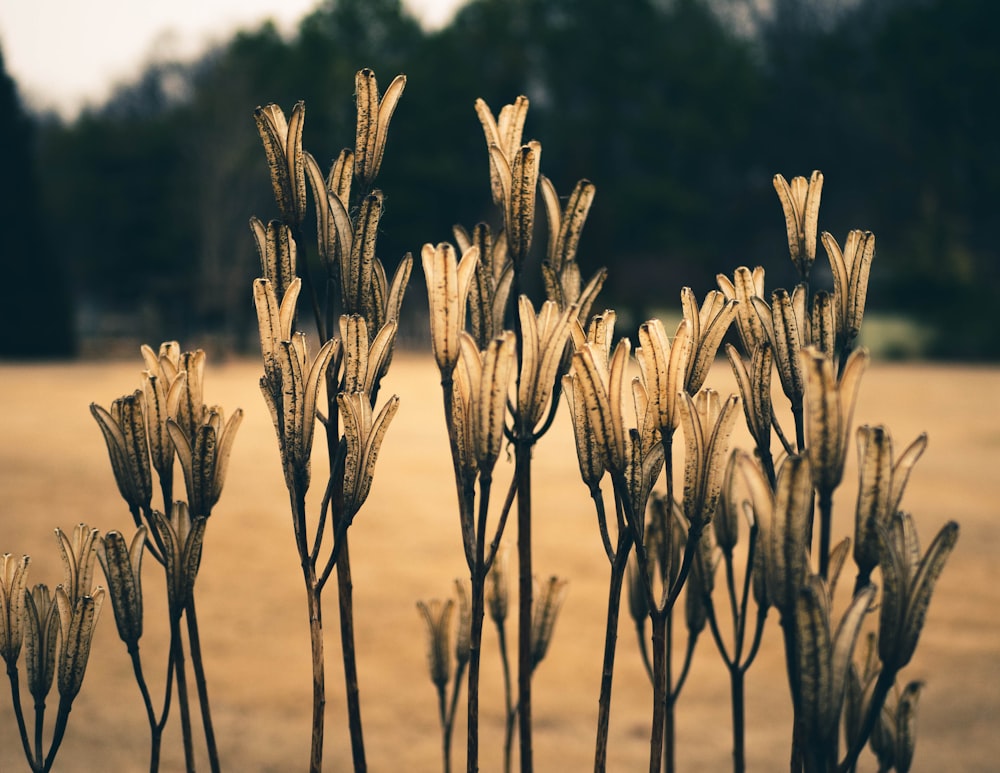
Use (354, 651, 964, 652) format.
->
(0, 70, 963, 773)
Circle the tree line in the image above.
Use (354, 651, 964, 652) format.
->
(2, 0, 996, 358)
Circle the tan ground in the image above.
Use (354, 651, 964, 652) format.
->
(1, 354, 997, 772)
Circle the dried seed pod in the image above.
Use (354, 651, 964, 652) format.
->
(150, 503, 206, 618)
(416, 598, 454, 691)
(774, 170, 823, 280)
(486, 546, 509, 626)
(354, 70, 406, 189)
(823, 229, 875, 354)
(338, 392, 400, 522)
(877, 514, 959, 670)
(802, 347, 869, 497)
(517, 297, 576, 432)
(253, 102, 306, 226)
(97, 528, 146, 649)
(636, 318, 692, 437)
(422, 243, 479, 377)
(55, 586, 106, 702)
(23, 583, 58, 702)
(681, 287, 738, 395)
(0, 553, 30, 665)
(530, 576, 568, 670)
(91, 392, 153, 515)
(718, 266, 767, 354)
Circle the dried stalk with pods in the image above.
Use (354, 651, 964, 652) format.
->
(251, 68, 409, 773)
(421, 93, 604, 772)
(89, 343, 241, 773)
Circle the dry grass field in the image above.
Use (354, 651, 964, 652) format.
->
(1, 353, 998, 772)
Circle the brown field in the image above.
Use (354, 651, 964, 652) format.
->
(1, 354, 998, 772)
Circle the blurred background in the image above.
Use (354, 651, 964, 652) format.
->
(1, 0, 996, 360)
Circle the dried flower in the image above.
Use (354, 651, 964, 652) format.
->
(353, 69, 406, 189)
(250, 218, 297, 301)
(516, 296, 576, 432)
(774, 170, 823, 279)
(454, 223, 513, 349)
(422, 242, 479, 377)
(794, 575, 875, 754)
(474, 96, 529, 208)
(854, 426, 927, 583)
(871, 680, 923, 773)
(455, 331, 517, 473)
(876, 513, 958, 671)
(486, 546, 509, 627)
(54, 584, 105, 702)
(168, 406, 242, 519)
(636, 317, 693, 438)
(822, 229, 875, 355)
(0, 553, 30, 665)
(97, 527, 146, 649)
(531, 576, 568, 670)
(677, 389, 740, 530)
(254, 101, 307, 227)
(717, 266, 767, 354)
(417, 598, 454, 691)
(254, 277, 338, 492)
(681, 287, 737, 395)
(802, 347, 869, 497)
(150, 502, 206, 619)
(23, 583, 58, 703)
(337, 391, 400, 522)
(755, 455, 814, 618)
(91, 392, 153, 517)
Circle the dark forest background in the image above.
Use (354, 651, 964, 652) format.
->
(2, 0, 996, 359)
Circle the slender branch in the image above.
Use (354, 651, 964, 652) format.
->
(6, 664, 37, 771)
(171, 618, 196, 773)
(515, 437, 534, 773)
(466, 472, 491, 773)
(128, 645, 164, 773)
(594, 531, 634, 772)
(185, 597, 220, 773)
(336, 535, 367, 772)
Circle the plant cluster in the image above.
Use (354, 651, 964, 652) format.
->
(0, 68, 958, 773)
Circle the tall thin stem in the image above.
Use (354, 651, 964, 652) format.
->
(515, 439, 533, 773)
(337, 534, 367, 772)
(171, 620, 196, 773)
(6, 664, 36, 771)
(185, 598, 220, 773)
(466, 473, 491, 773)
(594, 531, 633, 772)
(648, 613, 668, 773)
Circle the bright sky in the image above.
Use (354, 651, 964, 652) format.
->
(0, 0, 465, 118)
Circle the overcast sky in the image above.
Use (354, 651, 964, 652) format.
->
(0, 0, 464, 117)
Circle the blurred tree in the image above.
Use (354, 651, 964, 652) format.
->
(0, 47, 75, 357)
(19, 0, 1000, 358)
